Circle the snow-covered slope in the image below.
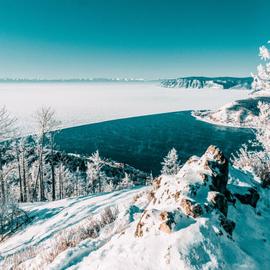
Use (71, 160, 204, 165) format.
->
(0, 187, 149, 269)
(161, 77, 252, 90)
(193, 94, 270, 128)
(1, 146, 269, 269)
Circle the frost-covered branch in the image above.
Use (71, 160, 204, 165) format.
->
(252, 40, 270, 93)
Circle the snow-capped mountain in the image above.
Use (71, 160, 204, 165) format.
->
(1, 145, 269, 269)
(161, 77, 253, 89)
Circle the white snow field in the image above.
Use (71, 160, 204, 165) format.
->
(1, 146, 270, 270)
(0, 82, 249, 134)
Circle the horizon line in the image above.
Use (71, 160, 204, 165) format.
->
(0, 75, 253, 82)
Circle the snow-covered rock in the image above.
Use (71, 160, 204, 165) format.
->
(161, 77, 252, 90)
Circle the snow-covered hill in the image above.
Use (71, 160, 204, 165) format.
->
(161, 77, 252, 90)
(193, 93, 270, 128)
(1, 145, 269, 269)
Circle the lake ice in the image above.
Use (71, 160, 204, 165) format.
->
(0, 82, 250, 134)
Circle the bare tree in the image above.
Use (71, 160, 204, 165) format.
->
(34, 107, 60, 201)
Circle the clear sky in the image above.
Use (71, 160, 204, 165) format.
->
(0, 0, 269, 79)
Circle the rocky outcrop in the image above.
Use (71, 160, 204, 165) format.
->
(204, 145, 229, 194)
(135, 145, 236, 237)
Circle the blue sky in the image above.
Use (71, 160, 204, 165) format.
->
(0, 0, 269, 79)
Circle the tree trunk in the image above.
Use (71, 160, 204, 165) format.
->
(50, 134, 56, 201)
(39, 155, 45, 201)
(0, 155, 5, 204)
(22, 152, 27, 202)
(39, 134, 45, 201)
(16, 147, 24, 202)
(59, 172, 63, 199)
(0, 176, 5, 204)
(99, 176, 101, 193)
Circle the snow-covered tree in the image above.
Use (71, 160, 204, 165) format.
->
(28, 160, 40, 201)
(0, 107, 16, 204)
(161, 148, 180, 176)
(256, 101, 270, 152)
(73, 166, 86, 196)
(232, 39, 270, 186)
(0, 163, 16, 204)
(252, 40, 270, 93)
(232, 102, 270, 186)
(145, 172, 154, 186)
(119, 173, 133, 189)
(103, 180, 114, 192)
(12, 137, 35, 202)
(87, 150, 104, 193)
(55, 163, 72, 199)
(0, 107, 16, 142)
(34, 106, 60, 201)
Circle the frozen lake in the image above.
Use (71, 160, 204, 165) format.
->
(0, 82, 250, 134)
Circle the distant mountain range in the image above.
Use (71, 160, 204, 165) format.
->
(161, 76, 253, 89)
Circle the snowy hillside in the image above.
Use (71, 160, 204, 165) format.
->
(161, 77, 252, 89)
(193, 94, 270, 128)
(1, 146, 269, 269)
(0, 187, 149, 269)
